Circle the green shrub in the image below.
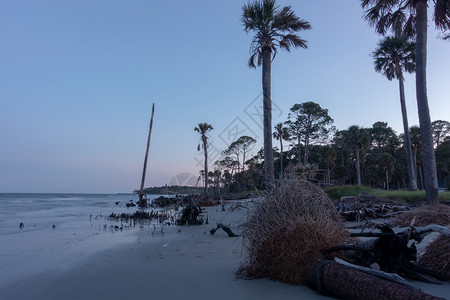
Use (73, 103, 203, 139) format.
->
(324, 185, 371, 200)
(324, 185, 450, 203)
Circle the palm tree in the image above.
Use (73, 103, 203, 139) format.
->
(242, 0, 311, 189)
(409, 125, 424, 189)
(273, 122, 290, 178)
(361, 0, 449, 204)
(372, 36, 417, 191)
(340, 125, 370, 186)
(195, 122, 214, 196)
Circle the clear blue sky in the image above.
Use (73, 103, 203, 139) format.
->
(1, 0, 448, 193)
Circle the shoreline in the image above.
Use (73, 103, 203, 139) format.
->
(1, 202, 449, 300)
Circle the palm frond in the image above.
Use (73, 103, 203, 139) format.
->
(391, 8, 407, 34)
(242, 0, 310, 69)
(248, 52, 258, 68)
(372, 36, 415, 81)
(362, 0, 414, 36)
(434, 0, 450, 31)
(279, 34, 308, 51)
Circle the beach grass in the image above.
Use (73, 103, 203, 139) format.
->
(324, 185, 450, 203)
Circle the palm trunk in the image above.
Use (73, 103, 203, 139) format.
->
(413, 148, 419, 188)
(262, 47, 275, 189)
(356, 148, 362, 186)
(419, 165, 425, 191)
(398, 78, 418, 190)
(279, 138, 284, 178)
(415, 1, 439, 205)
(203, 138, 209, 196)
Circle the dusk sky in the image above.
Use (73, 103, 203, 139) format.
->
(1, 1, 449, 193)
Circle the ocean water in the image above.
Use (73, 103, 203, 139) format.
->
(0, 193, 166, 288)
(0, 193, 164, 235)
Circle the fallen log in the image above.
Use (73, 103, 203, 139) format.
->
(209, 223, 239, 237)
(302, 260, 444, 300)
(327, 224, 447, 283)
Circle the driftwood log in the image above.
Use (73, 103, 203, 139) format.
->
(302, 260, 445, 300)
(210, 223, 239, 237)
(325, 223, 447, 284)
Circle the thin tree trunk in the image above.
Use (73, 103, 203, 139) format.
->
(356, 148, 362, 186)
(216, 172, 220, 195)
(139, 103, 155, 207)
(304, 138, 309, 165)
(297, 139, 302, 165)
(415, 1, 439, 204)
(262, 47, 274, 189)
(280, 138, 284, 178)
(386, 169, 389, 190)
(413, 149, 420, 189)
(419, 165, 425, 191)
(203, 138, 209, 196)
(399, 78, 418, 190)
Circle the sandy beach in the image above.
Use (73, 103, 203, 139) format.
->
(0, 201, 449, 300)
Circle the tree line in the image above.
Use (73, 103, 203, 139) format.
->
(194, 0, 449, 206)
(195, 106, 450, 196)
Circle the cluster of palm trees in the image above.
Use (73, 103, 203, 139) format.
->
(238, 0, 449, 205)
(195, 118, 450, 196)
(193, 1, 448, 203)
(361, 0, 450, 204)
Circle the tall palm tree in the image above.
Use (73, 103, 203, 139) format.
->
(195, 122, 214, 196)
(410, 125, 424, 189)
(373, 36, 418, 190)
(273, 122, 290, 178)
(361, 0, 450, 205)
(340, 125, 370, 186)
(242, 0, 311, 189)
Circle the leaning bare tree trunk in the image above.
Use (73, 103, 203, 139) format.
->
(139, 103, 155, 207)
(262, 47, 275, 189)
(415, 0, 439, 205)
(303, 260, 443, 300)
(399, 78, 418, 190)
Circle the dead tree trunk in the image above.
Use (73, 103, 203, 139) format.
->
(209, 223, 238, 237)
(138, 103, 155, 207)
(303, 260, 444, 300)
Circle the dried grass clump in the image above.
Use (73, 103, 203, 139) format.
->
(237, 177, 350, 285)
(418, 235, 450, 281)
(394, 204, 450, 226)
